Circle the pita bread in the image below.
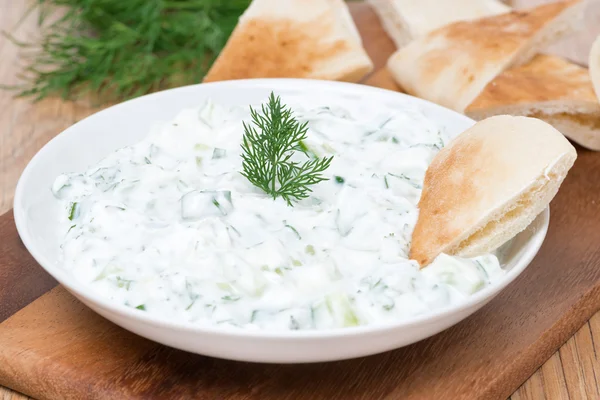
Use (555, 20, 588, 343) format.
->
(203, 0, 373, 83)
(387, 0, 584, 112)
(467, 54, 600, 150)
(590, 35, 600, 102)
(410, 115, 576, 267)
(367, 0, 510, 48)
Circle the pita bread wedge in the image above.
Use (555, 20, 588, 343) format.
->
(467, 54, 600, 150)
(203, 0, 373, 83)
(410, 115, 576, 267)
(367, 0, 511, 49)
(387, 0, 584, 112)
(590, 35, 600, 102)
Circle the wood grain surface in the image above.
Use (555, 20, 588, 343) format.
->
(1, 1, 600, 399)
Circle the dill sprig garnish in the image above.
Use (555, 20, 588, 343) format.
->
(2, 0, 251, 102)
(241, 93, 333, 206)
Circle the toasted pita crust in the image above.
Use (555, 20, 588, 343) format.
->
(410, 115, 576, 267)
(466, 54, 600, 150)
(590, 35, 600, 102)
(203, 0, 373, 83)
(367, 0, 510, 48)
(387, 0, 584, 112)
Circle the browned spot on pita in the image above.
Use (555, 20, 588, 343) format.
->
(204, 16, 350, 82)
(415, 48, 454, 90)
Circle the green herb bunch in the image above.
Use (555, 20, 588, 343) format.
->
(241, 93, 333, 205)
(4, 0, 251, 101)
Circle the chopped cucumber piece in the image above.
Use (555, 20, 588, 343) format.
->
(51, 174, 71, 199)
(115, 277, 133, 290)
(93, 264, 124, 282)
(194, 143, 210, 151)
(212, 148, 227, 159)
(216, 282, 233, 291)
(423, 254, 487, 295)
(326, 293, 360, 327)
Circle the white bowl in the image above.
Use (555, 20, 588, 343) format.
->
(13, 79, 549, 363)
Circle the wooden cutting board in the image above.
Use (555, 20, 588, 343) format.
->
(2, 3, 600, 400)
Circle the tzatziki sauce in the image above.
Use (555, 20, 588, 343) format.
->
(52, 96, 504, 331)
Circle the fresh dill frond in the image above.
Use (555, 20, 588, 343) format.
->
(240, 93, 333, 206)
(2, 0, 251, 102)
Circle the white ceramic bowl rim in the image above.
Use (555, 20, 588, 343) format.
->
(13, 78, 549, 340)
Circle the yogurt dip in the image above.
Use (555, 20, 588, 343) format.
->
(52, 96, 504, 331)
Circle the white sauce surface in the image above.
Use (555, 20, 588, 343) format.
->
(53, 97, 504, 331)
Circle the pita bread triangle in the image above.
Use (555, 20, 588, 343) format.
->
(203, 0, 373, 83)
(467, 54, 600, 150)
(387, 0, 584, 112)
(410, 115, 576, 267)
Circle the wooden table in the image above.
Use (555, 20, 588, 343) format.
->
(1, 1, 599, 399)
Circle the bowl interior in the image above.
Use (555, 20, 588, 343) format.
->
(13, 79, 548, 339)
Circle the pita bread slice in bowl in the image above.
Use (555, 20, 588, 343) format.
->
(410, 115, 577, 267)
(203, 0, 373, 83)
(367, 0, 511, 49)
(387, 0, 584, 112)
(466, 54, 600, 151)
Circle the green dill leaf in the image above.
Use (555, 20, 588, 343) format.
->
(240, 92, 333, 205)
(284, 222, 301, 240)
(4, 0, 252, 102)
(67, 202, 79, 220)
(135, 304, 146, 311)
